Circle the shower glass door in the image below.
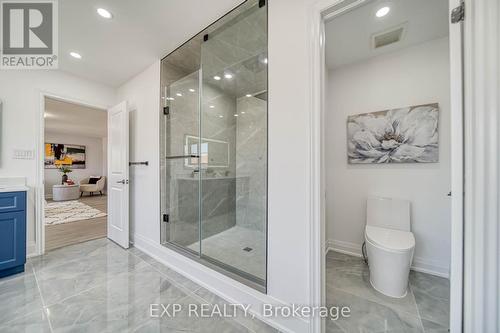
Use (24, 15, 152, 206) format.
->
(161, 70, 201, 254)
(160, 0, 267, 291)
(199, 3, 268, 285)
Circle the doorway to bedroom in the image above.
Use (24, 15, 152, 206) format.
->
(43, 97, 108, 251)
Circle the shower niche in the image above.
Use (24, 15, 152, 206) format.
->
(160, 0, 268, 291)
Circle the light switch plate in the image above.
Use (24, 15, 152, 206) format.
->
(13, 149, 34, 160)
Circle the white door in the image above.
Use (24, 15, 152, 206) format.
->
(107, 101, 130, 248)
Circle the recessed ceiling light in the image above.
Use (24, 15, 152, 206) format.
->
(263, 58, 268, 64)
(376, 6, 390, 18)
(241, 111, 246, 114)
(213, 75, 221, 81)
(97, 8, 112, 19)
(219, 115, 224, 118)
(209, 105, 215, 109)
(189, 88, 195, 92)
(166, 97, 175, 101)
(176, 93, 183, 97)
(70, 52, 82, 59)
(224, 73, 233, 79)
(245, 94, 252, 98)
(234, 114, 238, 117)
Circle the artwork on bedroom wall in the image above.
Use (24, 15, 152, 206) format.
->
(45, 143, 86, 169)
(347, 103, 439, 164)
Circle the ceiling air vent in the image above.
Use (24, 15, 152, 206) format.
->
(372, 24, 406, 49)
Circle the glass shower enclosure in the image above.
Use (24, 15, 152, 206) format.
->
(160, 0, 268, 291)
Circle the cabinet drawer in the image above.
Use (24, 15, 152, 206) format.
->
(0, 191, 26, 213)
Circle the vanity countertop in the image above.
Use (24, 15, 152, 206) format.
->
(0, 186, 29, 193)
(0, 177, 29, 192)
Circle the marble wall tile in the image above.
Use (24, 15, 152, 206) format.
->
(235, 96, 267, 232)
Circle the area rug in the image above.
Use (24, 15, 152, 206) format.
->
(45, 200, 107, 225)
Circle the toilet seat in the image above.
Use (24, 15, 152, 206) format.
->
(365, 225, 415, 253)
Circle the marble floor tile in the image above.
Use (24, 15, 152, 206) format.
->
(194, 286, 279, 333)
(0, 266, 44, 324)
(328, 288, 424, 333)
(36, 244, 147, 306)
(0, 309, 52, 333)
(326, 251, 420, 318)
(46, 264, 189, 333)
(412, 289, 450, 327)
(420, 318, 450, 333)
(128, 247, 202, 293)
(409, 271, 450, 300)
(29, 238, 111, 273)
(0, 238, 276, 333)
(133, 294, 251, 333)
(326, 251, 451, 333)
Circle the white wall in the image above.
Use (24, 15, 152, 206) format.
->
(44, 132, 106, 197)
(116, 62, 161, 243)
(325, 37, 451, 276)
(0, 71, 116, 255)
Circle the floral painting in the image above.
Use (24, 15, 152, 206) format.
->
(45, 143, 86, 169)
(347, 103, 439, 164)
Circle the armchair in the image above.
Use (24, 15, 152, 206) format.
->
(79, 176, 106, 197)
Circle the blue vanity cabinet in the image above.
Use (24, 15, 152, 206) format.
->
(0, 191, 27, 278)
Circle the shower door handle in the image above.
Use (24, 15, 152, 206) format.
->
(165, 155, 200, 160)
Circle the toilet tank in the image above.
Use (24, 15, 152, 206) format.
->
(367, 197, 411, 231)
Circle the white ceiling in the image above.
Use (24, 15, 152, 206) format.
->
(44, 98, 107, 138)
(58, 0, 243, 87)
(325, 0, 449, 70)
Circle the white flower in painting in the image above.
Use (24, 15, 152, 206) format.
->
(347, 104, 439, 163)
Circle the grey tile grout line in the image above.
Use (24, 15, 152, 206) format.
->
(408, 284, 426, 332)
(32, 262, 56, 333)
(0, 265, 46, 328)
(127, 247, 261, 333)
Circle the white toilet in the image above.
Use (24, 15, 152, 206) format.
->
(365, 196, 415, 298)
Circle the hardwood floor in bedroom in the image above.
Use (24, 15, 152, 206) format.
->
(45, 195, 107, 251)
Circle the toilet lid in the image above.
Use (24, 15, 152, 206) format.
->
(365, 225, 415, 251)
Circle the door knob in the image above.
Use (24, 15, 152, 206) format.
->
(117, 179, 129, 184)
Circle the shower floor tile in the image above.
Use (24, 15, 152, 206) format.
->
(326, 251, 450, 333)
(187, 226, 266, 280)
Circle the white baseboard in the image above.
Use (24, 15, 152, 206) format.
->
(326, 239, 450, 278)
(27, 241, 37, 258)
(132, 233, 310, 333)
